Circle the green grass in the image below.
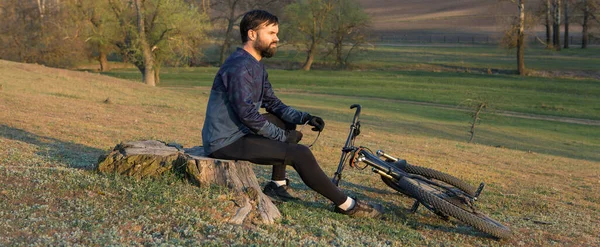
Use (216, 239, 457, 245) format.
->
(104, 45, 600, 121)
(104, 68, 600, 120)
(2, 46, 600, 246)
(268, 45, 600, 71)
(100, 46, 600, 161)
(274, 92, 600, 161)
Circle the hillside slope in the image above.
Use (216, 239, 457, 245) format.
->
(357, 0, 542, 35)
(1, 60, 599, 246)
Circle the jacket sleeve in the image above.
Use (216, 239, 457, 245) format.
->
(261, 73, 309, 124)
(225, 66, 287, 142)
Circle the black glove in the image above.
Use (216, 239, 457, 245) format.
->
(284, 130, 303, 143)
(306, 115, 325, 132)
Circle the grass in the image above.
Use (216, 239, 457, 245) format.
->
(1, 46, 599, 246)
(104, 46, 600, 121)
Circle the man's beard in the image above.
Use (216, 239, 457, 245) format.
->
(255, 39, 277, 58)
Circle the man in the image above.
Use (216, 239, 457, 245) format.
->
(202, 9, 383, 217)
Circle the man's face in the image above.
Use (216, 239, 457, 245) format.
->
(253, 23, 279, 58)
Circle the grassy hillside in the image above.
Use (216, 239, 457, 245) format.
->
(1, 60, 599, 245)
(356, 0, 558, 37)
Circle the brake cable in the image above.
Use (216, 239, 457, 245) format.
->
(298, 121, 321, 149)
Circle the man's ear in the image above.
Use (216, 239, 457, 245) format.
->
(248, 29, 256, 41)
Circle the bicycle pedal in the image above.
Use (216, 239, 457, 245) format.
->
(474, 182, 485, 200)
(410, 201, 420, 213)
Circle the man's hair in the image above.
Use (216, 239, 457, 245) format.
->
(240, 10, 279, 43)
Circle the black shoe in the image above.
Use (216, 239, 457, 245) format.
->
(262, 180, 299, 202)
(334, 198, 384, 218)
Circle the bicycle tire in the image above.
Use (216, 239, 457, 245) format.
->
(391, 161, 477, 196)
(399, 177, 512, 239)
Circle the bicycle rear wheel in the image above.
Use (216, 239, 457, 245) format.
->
(390, 161, 477, 196)
(399, 177, 511, 239)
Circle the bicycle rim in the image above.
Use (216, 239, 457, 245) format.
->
(399, 177, 512, 239)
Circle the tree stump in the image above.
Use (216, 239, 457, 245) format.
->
(96, 140, 281, 224)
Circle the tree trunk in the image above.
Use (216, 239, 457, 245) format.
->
(219, 1, 237, 66)
(134, 0, 156, 86)
(302, 41, 317, 71)
(545, 0, 552, 48)
(553, 0, 561, 50)
(517, 0, 526, 76)
(582, 0, 589, 49)
(563, 0, 569, 49)
(98, 50, 109, 72)
(334, 36, 344, 68)
(97, 140, 281, 224)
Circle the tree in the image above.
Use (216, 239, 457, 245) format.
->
(0, 0, 87, 67)
(553, 0, 561, 49)
(517, 0, 526, 75)
(207, 0, 291, 66)
(545, 0, 552, 48)
(564, 0, 570, 48)
(108, 0, 209, 86)
(71, 0, 121, 71)
(285, 0, 335, 71)
(580, 0, 599, 48)
(582, 0, 590, 48)
(327, 0, 370, 68)
(502, 0, 527, 75)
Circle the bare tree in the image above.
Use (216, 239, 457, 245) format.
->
(517, 0, 526, 75)
(580, 0, 599, 48)
(328, 0, 371, 68)
(553, 0, 561, 49)
(208, 0, 291, 66)
(582, 0, 590, 48)
(0, 0, 86, 67)
(545, 0, 552, 48)
(564, 0, 570, 48)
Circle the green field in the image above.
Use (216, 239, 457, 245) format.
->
(102, 46, 600, 161)
(1, 45, 599, 246)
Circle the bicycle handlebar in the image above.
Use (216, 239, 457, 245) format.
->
(350, 104, 361, 125)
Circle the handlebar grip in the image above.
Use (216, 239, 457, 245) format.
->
(350, 104, 361, 124)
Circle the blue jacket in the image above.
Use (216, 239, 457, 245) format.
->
(202, 48, 309, 154)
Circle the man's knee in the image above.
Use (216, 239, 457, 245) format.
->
(284, 143, 313, 165)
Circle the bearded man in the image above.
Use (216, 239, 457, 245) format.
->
(201, 10, 383, 217)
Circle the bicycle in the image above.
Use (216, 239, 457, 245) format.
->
(331, 104, 512, 239)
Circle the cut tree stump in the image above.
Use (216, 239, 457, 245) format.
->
(96, 140, 281, 224)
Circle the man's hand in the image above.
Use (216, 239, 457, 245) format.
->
(307, 115, 325, 132)
(285, 130, 303, 143)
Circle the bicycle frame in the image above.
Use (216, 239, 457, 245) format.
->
(332, 104, 408, 185)
(331, 104, 477, 201)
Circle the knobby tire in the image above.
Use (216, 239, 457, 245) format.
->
(392, 162, 477, 196)
(398, 177, 512, 239)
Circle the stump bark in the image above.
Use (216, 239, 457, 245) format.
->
(97, 140, 281, 224)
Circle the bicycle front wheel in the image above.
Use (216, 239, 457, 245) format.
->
(399, 177, 512, 239)
(392, 162, 477, 196)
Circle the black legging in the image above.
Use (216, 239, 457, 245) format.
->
(209, 114, 347, 205)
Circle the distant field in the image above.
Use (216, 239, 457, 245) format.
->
(104, 46, 600, 121)
(357, 0, 550, 35)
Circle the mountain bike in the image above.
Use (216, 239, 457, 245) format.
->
(331, 104, 511, 239)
